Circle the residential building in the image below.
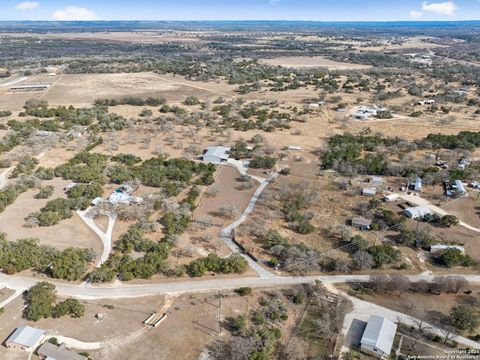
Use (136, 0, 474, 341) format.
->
(5, 326, 44, 351)
(37, 342, 87, 360)
(383, 194, 399, 202)
(362, 188, 376, 197)
(351, 217, 372, 230)
(360, 316, 397, 359)
(404, 205, 431, 219)
(202, 146, 231, 164)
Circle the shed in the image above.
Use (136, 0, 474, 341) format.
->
(288, 145, 302, 151)
(404, 205, 431, 219)
(360, 315, 397, 359)
(351, 217, 372, 230)
(202, 146, 231, 164)
(362, 188, 376, 197)
(383, 194, 399, 202)
(37, 342, 87, 360)
(5, 326, 44, 351)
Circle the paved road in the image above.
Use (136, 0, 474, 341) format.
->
(3, 273, 480, 301)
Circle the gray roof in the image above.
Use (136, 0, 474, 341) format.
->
(203, 146, 230, 160)
(37, 342, 87, 360)
(352, 217, 372, 227)
(361, 315, 397, 355)
(455, 180, 466, 194)
(6, 326, 44, 347)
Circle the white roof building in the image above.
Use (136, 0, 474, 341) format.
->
(5, 326, 45, 351)
(383, 194, 399, 202)
(360, 316, 397, 359)
(362, 188, 377, 196)
(202, 146, 231, 164)
(404, 205, 431, 219)
(430, 244, 465, 254)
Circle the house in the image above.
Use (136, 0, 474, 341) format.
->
(202, 146, 231, 164)
(91, 197, 103, 206)
(37, 342, 87, 360)
(351, 217, 372, 230)
(5, 326, 45, 351)
(0, 68, 10, 78)
(404, 205, 431, 219)
(360, 315, 397, 359)
(383, 194, 399, 202)
(430, 244, 465, 255)
(108, 192, 142, 205)
(370, 176, 384, 187)
(362, 188, 376, 197)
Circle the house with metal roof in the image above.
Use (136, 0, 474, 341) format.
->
(404, 205, 431, 219)
(37, 342, 87, 360)
(5, 326, 45, 351)
(383, 194, 399, 202)
(362, 188, 376, 197)
(202, 146, 231, 164)
(351, 217, 372, 231)
(360, 315, 397, 359)
(430, 244, 465, 255)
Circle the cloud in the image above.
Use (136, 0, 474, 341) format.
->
(421, 1, 458, 16)
(52, 6, 100, 21)
(410, 10, 424, 18)
(15, 1, 39, 10)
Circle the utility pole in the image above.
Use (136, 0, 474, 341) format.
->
(217, 290, 222, 335)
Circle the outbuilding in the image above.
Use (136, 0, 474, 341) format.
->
(5, 326, 44, 352)
(360, 315, 397, 359)
(37, 342, 87, 360)
(202, 146, 231, 164)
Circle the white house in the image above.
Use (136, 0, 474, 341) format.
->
(404, 205, 431, 219)
(383, 194, 399, 202)
(360, 316, 397, 359)
(362, 188, 377, 197)
(202, 146, 231, 164)
(5, 326, 44, 352)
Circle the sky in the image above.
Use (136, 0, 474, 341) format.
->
(0, 0, 479, 21)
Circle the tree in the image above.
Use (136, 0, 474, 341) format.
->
(440, 215, 459, 228)
(450, 305, 479, 332)
(24, 282, 57, 321)
(53, 298, 85, 318)
(352, 251, 374, 270)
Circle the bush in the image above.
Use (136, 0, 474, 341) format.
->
(35, 185, 55, 199)
(53, 298, 85, 318)
(249, 156, 276, 169)
(235, 287, 252, 296)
